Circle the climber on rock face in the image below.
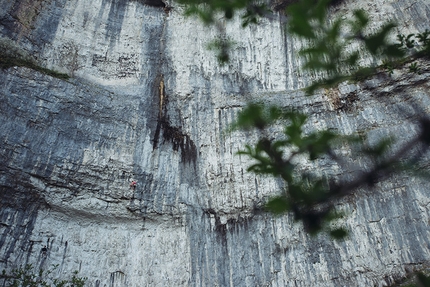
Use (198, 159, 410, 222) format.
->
(130, 180, 137, 191)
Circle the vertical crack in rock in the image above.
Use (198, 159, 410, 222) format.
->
(204, 208, 230, 287)
(110, 270, 127, 287)
(152, 75, 197, 165)
(104, 0, 128, 47)
(188, 208, 286, 286)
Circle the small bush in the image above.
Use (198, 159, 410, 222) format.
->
(0, 264, 87, 287)
(0, 37, 69, 80)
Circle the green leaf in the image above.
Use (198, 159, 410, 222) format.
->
(235, 103, 265, 129)
(313, 0, 331, 23)
(329, 228, 348, 239)
(405, 33, 416, 48)
(225, 7, 234, 19)
(287, 0, 319, 39)
(417, 272, 430, 286)
(353, 9, 368, 27)
(347, 52, 359, 66)
(363, 137, 393, 158)
(237, 144, 253, 156)
(265, 196, 290, 214)
(383, 44, 405, 58)
(364, 22, 397, 55)
(417, 29, 430, 45)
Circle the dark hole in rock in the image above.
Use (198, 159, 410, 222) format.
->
(135, 0, 166, 8)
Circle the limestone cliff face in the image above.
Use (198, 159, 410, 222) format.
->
(1, 0, 430, 286)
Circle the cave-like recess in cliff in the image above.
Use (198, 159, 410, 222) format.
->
(135, 0, 166, 7)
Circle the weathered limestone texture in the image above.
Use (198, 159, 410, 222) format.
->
(1, 0, 430, 286)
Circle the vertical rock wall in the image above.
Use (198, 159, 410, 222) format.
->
(1, 0, 430, 286)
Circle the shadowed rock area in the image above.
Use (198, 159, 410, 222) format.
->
(1, 0, 430, 286)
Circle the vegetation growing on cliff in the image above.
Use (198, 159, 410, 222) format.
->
(0, 264, 86, 287)
(0, 38, 69, 80)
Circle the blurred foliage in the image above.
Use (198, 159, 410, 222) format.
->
(286, 0, 405, 94)
(174, 0, 269, 62)
(206, 36, 236, 63)
(175, 0, 267, 26)
(232, 103, 430, 237)
(393, 272, 430, 287)
(0, 265, 86, 287)
(416, 273, 430, 287)
(175, 0, 430, 240)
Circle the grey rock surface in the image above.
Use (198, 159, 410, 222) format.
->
(1, 0, 430, 286)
